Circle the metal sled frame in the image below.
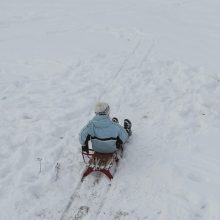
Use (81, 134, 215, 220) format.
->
(81, 148, 122, 181)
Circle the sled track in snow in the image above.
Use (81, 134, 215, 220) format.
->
(59, 40, 143, 220)
(97, 37, 142, 101)
(60, 179, 83, 220)
(60, 40, 143, 220)
(114, 39, 155, 112)
(60, 38, 155, 220)
(60, 150, 123, 220)
(60, 173, 115, 220)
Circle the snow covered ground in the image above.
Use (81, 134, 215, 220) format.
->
(1, 0, 220, 219)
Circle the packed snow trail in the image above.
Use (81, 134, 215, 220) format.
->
(60, 174, 112, 220)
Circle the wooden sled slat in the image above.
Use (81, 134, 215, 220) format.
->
(81, 149, 118, 181)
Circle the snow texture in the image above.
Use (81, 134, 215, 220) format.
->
(0, 0, 220, 219)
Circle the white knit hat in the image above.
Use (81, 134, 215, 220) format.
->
(95, 102, 110, 115)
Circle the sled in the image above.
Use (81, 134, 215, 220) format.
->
(81, 147, 123, 182)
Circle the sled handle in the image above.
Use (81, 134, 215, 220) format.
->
(81, 149, 95, 163)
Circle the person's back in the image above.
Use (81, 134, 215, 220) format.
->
(79, 102, 132, 153)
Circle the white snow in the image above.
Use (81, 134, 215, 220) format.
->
(0, 0, 220, 219)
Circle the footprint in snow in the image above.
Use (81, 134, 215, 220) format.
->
(114, 210, 129, 220)
(73, 206, 89, 220)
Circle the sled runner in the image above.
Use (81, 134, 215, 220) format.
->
(81, 147, 123, 182)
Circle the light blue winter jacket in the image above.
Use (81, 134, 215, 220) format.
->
(79, 115, 129, 153)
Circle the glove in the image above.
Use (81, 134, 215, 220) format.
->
(82, 145, 89, 153)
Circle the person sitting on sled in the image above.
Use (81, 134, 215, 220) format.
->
(79, 102, 132, 153)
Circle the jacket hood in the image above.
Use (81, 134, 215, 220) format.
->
(92, 115, 112, 128)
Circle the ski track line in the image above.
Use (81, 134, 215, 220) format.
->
(60, 181, 82, 220)
(138, 40, 155, 68)
(89, 151, 123, 220)
(94, 163, 121, 219)
(59, 167, 106, 220)
(61, 153, 122, 220)
(62, 177, 107, 220)
(115, 39, 155, 112)
(74, 167, 117, 220)
(91, 182, 112, 220)
(82, 179, 110, 220)
(60, 172, 85, 220)
(97, 37, 142, 101)
(114, 38, 142, 78)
